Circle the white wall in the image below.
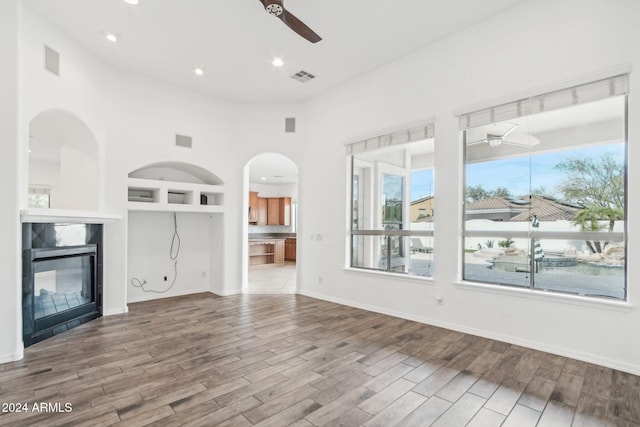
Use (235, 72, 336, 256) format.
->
(299, 0, 640, 374)
(127, 212, 213, 302)
(58, 146, 98, 210)
(0, 0, 22, 363)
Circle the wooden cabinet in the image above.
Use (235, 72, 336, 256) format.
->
(249, 239, 285, 266)
(267, 198, 280, 225)
(274, 240, 285, 264)
(257, 197, 268, 225)
(248, 191, 259, 223)
(249, 194, 292, 226)
(285, 238, 296, 261)
(279, 197, 291, 226)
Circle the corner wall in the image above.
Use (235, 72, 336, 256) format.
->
(0, 0, 22, 363)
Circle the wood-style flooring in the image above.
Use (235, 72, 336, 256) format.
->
(1, 293, 639, 426)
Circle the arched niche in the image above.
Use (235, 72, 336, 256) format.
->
(28, 109, 99, 210)
(128, 161, 223, 185)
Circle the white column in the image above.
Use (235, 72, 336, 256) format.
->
(0, 0, 23, 362)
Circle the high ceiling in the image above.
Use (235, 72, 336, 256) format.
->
(24, 0, 528, 104)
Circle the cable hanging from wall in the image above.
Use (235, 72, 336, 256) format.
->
(130, 212, 181, 293)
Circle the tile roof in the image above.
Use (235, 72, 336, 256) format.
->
(466, 195, 581, 221)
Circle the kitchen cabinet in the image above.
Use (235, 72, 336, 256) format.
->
(267, 198, 280, 225)
(274, 240, 285, 264)
(285, 238, 296, 261)
(249, 239, 285, 265)
(250, 195, 292, 226)
(257, 197, 268, 225)
(279, 197, 291, 226)
(248, 191, 259, 223)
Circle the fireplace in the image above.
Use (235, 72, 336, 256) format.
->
(22, 223, 103, 347)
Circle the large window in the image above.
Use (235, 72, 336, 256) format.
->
(460, 75, 628, 300)
(348, 124, 434, 277)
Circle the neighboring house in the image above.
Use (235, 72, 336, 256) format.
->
(465, 195, 582, 222)
(410, 195, 434, 222)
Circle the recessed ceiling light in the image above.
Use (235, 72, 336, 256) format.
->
(106, 33, 118, 43)
(272, 57, 284, 67)
(194, 67, 204, 76)
(123, 0, 139, 4)
(260, 177, 267, 181)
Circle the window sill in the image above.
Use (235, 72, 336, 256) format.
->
(343, 267, 435, 284)
(455, 280, 633, 312)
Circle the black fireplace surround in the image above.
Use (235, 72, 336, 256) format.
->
(22, 223, 103, 347)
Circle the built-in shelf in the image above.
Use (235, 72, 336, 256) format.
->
(127, 178, 224, 214)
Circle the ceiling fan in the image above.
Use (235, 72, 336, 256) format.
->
(467, 122, 540, 148)
(258, 0, 322, 43)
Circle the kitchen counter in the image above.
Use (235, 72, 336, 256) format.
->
(248, 239, 285, 266)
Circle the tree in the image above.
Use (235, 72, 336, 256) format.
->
(466, 185, 492, 202)
(556, 154, 625, 253)
(465, 185, 513, 202)
(492, 187, 512, 198)
(555, 154, 624, 210)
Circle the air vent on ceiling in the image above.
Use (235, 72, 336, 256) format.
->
(291, 70, 315, 83)
(285, 117, 296, 133)
(175, 134, 192, 148)
(44, 45, 60, 76)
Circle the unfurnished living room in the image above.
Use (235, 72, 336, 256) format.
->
(1, 0, 639, 426)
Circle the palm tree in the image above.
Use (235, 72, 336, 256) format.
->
(573, 207, 624, 253)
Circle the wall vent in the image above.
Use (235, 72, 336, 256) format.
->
(44, 45, 60, 76)
(285, 117, 296, 133)
(175, 134, 192, 148)
(291, 70, 315, 83)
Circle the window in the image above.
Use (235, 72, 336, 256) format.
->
(28, 186, 51, 208)
(460, 75, 628, 300)
(348, 124, 434, 277)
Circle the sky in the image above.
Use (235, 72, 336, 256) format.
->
(403, 143, 624, 202)
(465, 143, 624, 199)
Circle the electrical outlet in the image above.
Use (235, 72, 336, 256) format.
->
(202, 271, 206, 278)
(318, 276, 323, 284)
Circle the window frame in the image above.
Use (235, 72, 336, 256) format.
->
(459, 84, 628, 300)
(347, 126, 435, 277)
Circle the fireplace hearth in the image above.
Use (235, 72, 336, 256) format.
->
(22, 223, 103, 347)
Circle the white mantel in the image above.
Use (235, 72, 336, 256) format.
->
(20, 208, 121, 224)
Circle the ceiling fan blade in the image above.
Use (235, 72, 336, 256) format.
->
(501, 123, 519, 138)
(279, 8, 322, 43)
(502, 133, 540, 146)
(466, 138, 489, 147)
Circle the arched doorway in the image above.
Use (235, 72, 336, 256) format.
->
(28, 109, 99, 211)
(244, 153, 298, 294)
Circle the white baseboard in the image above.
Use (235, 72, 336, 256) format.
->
(211, 289, 241, 296)
(103, 306, 129, 316)
(0, 346, 24, 364)
(127, 287, 208, 303)
(297, 289, 640, 376)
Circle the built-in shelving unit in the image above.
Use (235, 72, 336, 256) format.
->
(127, 177, 224, 214)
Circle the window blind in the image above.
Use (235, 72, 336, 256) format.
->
(345, 123, 434, 154)
(458, 74, 629, 130)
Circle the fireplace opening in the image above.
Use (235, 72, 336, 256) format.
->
(23, 223, 103, 347)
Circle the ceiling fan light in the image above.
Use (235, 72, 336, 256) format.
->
(487, 138, 502, 148)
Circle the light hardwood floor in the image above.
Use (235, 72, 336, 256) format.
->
(1, 293, 638, 426)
